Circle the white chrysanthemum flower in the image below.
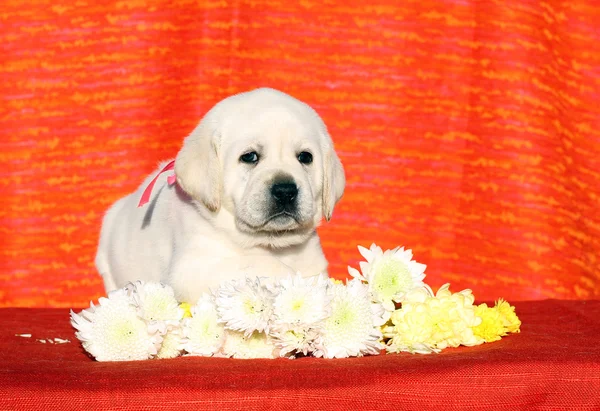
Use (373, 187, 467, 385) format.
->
(70, 289, 162, 362)
(216, 277, 274, 336)
(221, 330, 276, 359)
(270, 325, 321, 358)
(157, 326, 184, 359)
(272, 273, 330, 327)
(313, 279, 385, 359)
(348, 243, 426, 312)
(181, 294, 225, 356)
(131, 281, 184, 334)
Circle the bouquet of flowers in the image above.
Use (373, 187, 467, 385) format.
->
(71, 244, 521, 361)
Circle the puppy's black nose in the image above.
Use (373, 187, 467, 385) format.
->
(271, 182, 298, 205)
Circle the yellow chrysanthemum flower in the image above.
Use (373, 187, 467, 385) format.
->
(386, 284, 483, 354)
(179, 302, 192, 318)
(472, 303, 507, 343)
(495, 299, 521, 333)
(385, 302, 440, 354)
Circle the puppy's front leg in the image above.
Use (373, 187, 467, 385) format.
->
(168, 254, 296, 303)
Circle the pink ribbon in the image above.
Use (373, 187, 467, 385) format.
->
(138, 160, 176, 207)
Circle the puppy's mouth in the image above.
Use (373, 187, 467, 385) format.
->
(237, 211, 307, 234)
(259, 210, 302, 230)
(265, 211, 300, 225)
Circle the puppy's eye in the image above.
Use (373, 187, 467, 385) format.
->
(298, 151, 313, 165)
(240, 152, 259, 164)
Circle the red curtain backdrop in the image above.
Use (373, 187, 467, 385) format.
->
(1, 1, 599, 307)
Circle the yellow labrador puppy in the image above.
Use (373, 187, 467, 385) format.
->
(95, 88, 345, 303)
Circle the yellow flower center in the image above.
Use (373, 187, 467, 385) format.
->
(243, 298, 264, 315)
(372, 258, 411, 301)
(291, 299, 304, 312)
(146, 299, 170, 321)
(331, 303, 355, 328)
(106, 318, 139, 345)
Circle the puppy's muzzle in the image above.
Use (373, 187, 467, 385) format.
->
(271, 182, 298, 209)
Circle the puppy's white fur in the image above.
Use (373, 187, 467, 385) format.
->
(95, 88, 345, 303)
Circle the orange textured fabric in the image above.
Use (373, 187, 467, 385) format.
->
(1, 300, 599, 410)
(1, 1, 600, 307)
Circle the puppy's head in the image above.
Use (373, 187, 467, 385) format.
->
(175, 88, 345, 247)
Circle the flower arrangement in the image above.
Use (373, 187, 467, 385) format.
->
(71, 244, 521, 361)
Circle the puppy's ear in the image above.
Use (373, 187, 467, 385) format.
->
(175, 123, 221, 211)
(322, 138, 346, 221)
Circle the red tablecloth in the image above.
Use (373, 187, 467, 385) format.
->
(1, 300, 599, 410)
